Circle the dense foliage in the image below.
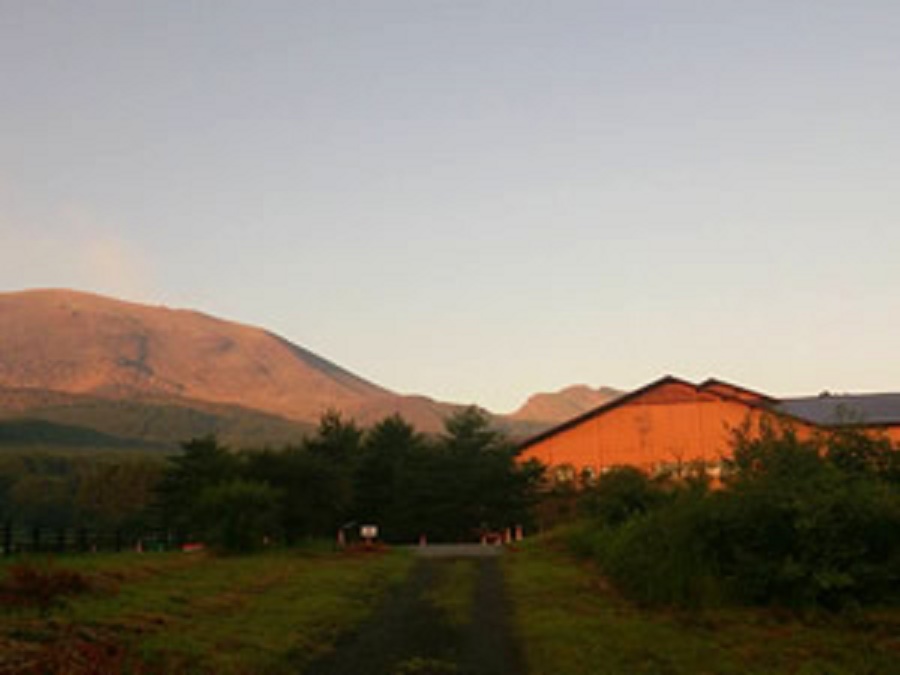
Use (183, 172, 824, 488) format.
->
(569, 418, 900, 609)
(0, 453, 164, 532)
(0, 408, 544, 553)
(157, 407, 544, 551)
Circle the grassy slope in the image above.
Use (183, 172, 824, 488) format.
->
(504, 537, 900, 675)
(0, 387, 314, 452)
(0, 547, 413, 674)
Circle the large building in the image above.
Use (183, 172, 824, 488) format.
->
(518, 376, 900, 480)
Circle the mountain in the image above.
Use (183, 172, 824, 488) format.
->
(0, 289, 384, 418)
(0, 289, 457, 442)
(0, 289, 617, 448)
(509, 384, 622, 425)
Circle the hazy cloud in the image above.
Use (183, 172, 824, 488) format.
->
(0, 205, 157, 301)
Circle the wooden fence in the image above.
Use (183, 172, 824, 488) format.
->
(1, 523, 182, 557)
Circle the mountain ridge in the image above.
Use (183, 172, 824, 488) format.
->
(0, 289, 616, 444)
(509, 384, 622, 424)
(0, 288, 389, 421)
(0, 289, 481, 438)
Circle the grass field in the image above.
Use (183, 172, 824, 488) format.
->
(0, 546, 412, 674)
(423, 558, 478, 628)
(5, 540, 900, 674)
(504, 537, 900, 675)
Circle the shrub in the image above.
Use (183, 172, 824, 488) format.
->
(194, 479, 283, 553)
(716, 465, 900, 608)
(582, 490, 727, 608)
(569, 420, 900, 610)
(579, 466, 668, 527)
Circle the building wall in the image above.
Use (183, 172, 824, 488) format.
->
(519, 380, 815, 475)
(878, 425, 900, 444)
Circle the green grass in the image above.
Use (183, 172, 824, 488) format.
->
(0, 546, 413, 673)
(504, 535, 900, 675)
(424, 559, 478, 628)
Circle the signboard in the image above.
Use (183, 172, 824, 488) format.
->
(360, 525, 378, 540)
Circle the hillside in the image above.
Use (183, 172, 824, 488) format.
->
(0, 289, 385, 416)
(0, 290, 475, 435)
(0, 289, 606, 444)
(0, 386, 313, 450)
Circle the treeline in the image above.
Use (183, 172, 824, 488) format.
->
(159, 408, 543, 551)
(2, 407, 544, 553)
(0, 453, 163, 533)
(568, 419, 900, 609)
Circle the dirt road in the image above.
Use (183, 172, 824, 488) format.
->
(306, 545, 524, 675)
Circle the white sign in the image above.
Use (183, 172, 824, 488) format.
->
(360, 525, 378, 540)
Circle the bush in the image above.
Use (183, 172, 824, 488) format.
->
(195, 480, 283, 553)
(576, 490, 727, 608)
(579, 466, 668, 527)
(716, 465, 900, 608)
(569, 421, 900, 610)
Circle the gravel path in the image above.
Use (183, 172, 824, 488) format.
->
(305, 546, 524, 675)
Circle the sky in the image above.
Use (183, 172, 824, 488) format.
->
(1, 1, 899, 413)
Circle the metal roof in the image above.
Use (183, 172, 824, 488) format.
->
(775, 393, 900, 427)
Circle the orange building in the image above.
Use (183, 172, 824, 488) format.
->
(519, 376, 900, 480)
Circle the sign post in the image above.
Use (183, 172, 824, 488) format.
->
(360, 524, 378, 549)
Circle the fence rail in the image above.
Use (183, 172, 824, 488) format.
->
(1, 523, 184, 557)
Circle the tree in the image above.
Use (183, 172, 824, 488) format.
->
(194, 479, 282, 553)
(304, 410, 363, 464)
(155, 436, 239, 534)
(301, 411, 363, 527)
(419, 406, 542, 541)
(8, 475, 74, 529)
(74, 459, 163, 532)
(720, 417, 900, 606)
(353, 414, 425, 539)
(243, 446, 348, 541)
(442, 406, 506, 455)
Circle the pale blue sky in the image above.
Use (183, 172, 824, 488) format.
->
(1, 1, 899, 412)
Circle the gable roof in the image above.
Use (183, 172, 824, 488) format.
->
(516, 375, 849, 452)
(776, 393, 900, 427)
(517, 375, 690, 450)
(517, 375, 763, 451)
(698, 378, 777, 404)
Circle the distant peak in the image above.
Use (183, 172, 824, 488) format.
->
(508, 384, 622, 423)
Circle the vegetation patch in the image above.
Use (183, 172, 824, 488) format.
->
(0, 559, 94, 613)
(569, 420, 900, 610)
(505, 535, 900, 675)
(0, 548, 413, 674)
